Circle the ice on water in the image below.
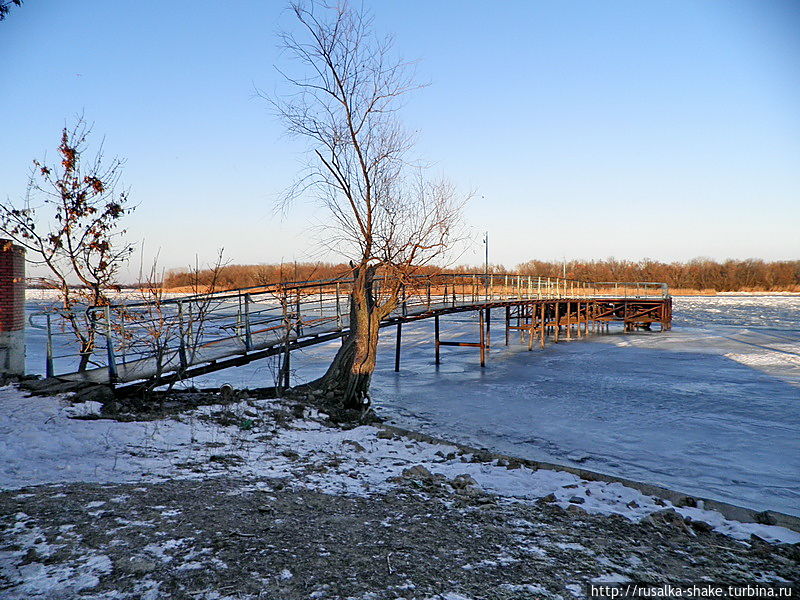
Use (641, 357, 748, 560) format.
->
(20, 294, 800, 517)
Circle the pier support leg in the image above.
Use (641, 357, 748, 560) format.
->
(528, 306, 535, 351)
(394, 322, 402, 372)
(584, 303, 589, 335)
(434, 315, 440, 365)
(485, 308, 491, 349)
(566, 301, 572, 340)
(554, 302, 560, 343)
(540, 302, 546, 349)
(479, 310, 486, 367)
(505, 306, 510, 346)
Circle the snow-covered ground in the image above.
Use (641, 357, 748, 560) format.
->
(20, 295, 800, 518)
(0, 386, 797, 545)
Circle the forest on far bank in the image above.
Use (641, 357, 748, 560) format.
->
(161, 258, 800, 293)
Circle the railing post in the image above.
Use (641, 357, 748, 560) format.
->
(177, 301, 188, 369)
(119, 312, 126, 365)
(244, 294, 252, 351)
(426, 280, 431, 311)
(45, 313, 53, 378)
(335, 283, 342, 328)
(104, 305, 118, 384)
(401, 283, 407, 317)
(186, 303, 194, 350)
(295, 289, 302, 336)
(282, 294, 291, 389)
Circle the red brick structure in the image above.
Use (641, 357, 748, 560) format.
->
(0, 239, 25, 375)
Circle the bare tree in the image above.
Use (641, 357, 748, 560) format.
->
(270, 1, 465, 409)
(0, 117, 134, 370)
(0, 0, 22, 21)
(119, 249, 228, 395)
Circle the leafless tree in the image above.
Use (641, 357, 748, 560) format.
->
(0, 0, 22, 21)
(118, 249, 229, 396)
(269, 1, 465, 409)
(0, 117, 134, 371)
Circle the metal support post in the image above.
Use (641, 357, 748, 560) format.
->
(434, 314, 440, 365)
(485, 307, 491, 348)
(105, 305, 118, 383)
(426, 281, 431, 310)
(479, 310, 486, 368)
(244, 294, 252, 351)
(395, 322, 402, 372)
(335, 283, 342, 328)
(45, 313, 54, 378)
(177, 301, 188, 369)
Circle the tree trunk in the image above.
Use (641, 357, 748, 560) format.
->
(314, 264, 389, 410)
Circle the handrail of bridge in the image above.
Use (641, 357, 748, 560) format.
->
(28, 273, 669, 382)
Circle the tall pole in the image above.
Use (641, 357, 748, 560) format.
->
(484, 231, 489, 301)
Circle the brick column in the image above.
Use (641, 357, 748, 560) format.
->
(0, 239, 25, 375)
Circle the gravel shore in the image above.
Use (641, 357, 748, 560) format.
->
(0, 389, 797, 598)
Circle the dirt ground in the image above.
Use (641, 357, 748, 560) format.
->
(1, 472, 797, 599)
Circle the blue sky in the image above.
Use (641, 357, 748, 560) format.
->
(1, 1, 798, 279)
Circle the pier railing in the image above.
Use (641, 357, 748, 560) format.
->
(28, 273, 669, 382)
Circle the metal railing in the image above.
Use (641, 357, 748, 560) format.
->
(28, 273, 669, 383)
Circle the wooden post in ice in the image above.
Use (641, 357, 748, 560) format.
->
(566, 301, 572, 340)
(528, 305, 535, 351)
(0, 240, 25, 376)
(554, 302, 560, 343)
(540, 302, 546, 349)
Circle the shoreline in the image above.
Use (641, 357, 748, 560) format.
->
(0, 388, 800, 600)
(378, 423, 800, 533)
(1, 388, 798, 597)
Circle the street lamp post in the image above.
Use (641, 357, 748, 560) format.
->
(484, 231, 489, 300)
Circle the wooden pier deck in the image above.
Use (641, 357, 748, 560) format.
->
(29, 274, 672, 390)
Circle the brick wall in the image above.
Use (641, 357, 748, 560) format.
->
(0, 240, 25, 333)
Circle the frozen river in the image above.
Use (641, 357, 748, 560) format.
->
(23, 295, 800, 516)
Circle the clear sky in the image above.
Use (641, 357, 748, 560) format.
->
(1, 1, 799, 280)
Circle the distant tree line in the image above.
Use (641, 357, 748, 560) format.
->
(162, 258, 799, 292)
(515, 258, 800, 292)
(162, 262, 354, 289)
